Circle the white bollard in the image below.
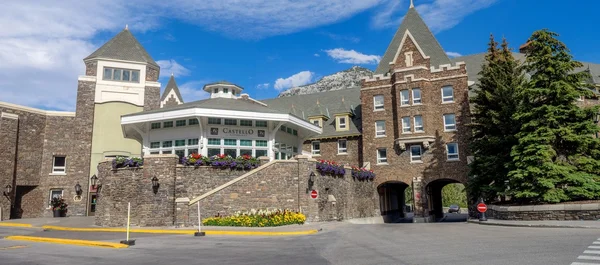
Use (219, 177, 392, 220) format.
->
(120, 202, 136, 245)
(194, 201, 205, 237)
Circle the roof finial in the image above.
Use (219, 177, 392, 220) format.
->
(125, 24, 129, 30)
(410, 0, 414, 8)
(171, 72, 174, 77)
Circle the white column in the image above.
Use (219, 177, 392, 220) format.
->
(199, 117, 208, 156)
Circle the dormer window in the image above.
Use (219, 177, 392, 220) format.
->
(339, 117, 346, 129)
(310, 118, 322, 127)
(103, 67, 140, 83)
(335, 115, 349, 131)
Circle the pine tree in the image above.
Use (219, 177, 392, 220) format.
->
(468, 35, 526, 202)
(508, 29, 600, 203)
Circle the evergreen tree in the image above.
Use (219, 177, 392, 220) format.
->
(468, 35, 526, 202)
(508, 29, 600, 203)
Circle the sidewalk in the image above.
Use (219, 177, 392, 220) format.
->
(0, 217, 323, 235)
(468, 218, 600, 229)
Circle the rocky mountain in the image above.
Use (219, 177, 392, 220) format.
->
(277, 66, 374, 97)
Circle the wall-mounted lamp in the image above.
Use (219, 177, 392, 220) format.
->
(74, 182, 82, 196)
(3, 185, 12, 197)
(151, 176, 159, 194)
(90, 175, 98, 188)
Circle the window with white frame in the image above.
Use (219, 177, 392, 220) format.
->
(443, 114, 457, 131)
(103, 67, 140, 83)
(338, 116, 347, 130)
(49, 189, 63, 206)
(400, 90, 410, 106)
(373, 95, 384, 110)
(255, 120, 267, 127)
(402, 117, 411, 133)
(240, 120, 253, 126)
(377, 148, 387, 164)
(410, 145, 422, 162)
(175, 120, 186, 127)
(224, 119, 237, 126)
(163, 121, 173, 128)
(414, 115, 424, 132)
(442, 86, 454, 103)
(208, 117, 221, 125)
(338, 139, 347, 154)
(375, 120, 386, 137)
(151, 122, 161, 129)
(447, 143, 459, 160)
(311, 141, 321, 155)
(205, 138, 268, 158)
(223, 88, 229, 94)
(412, 88, 422, 104)
(52, 156, 66, 173)
(213, 88, 218, 94)
(188, 119, 199, 126)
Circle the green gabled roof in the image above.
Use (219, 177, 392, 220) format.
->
(307, 101, 329, 119)
(84, 28, 158, 67)
(161, 75, 184, 102)
(375, 7, 451, 74)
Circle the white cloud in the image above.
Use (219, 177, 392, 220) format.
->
(156, 59, 190, 78)
(372, 0, 498, 32)
(179, 80, 211, 102)
(446, 51, 462, 58)
(314, 53, 320, 57)
(274, 71, 314, 91)
(256, 83, 270, 89)
(324, 48, 381, 64)
(319, 32, 360, 43)
(0, 0, 388, 110)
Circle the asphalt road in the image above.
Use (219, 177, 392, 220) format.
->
(0, 222, 597, 265)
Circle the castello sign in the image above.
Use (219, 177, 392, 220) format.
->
(210, 127, 266, 137)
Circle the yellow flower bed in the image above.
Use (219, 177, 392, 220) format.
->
(202, 209, 306, 227)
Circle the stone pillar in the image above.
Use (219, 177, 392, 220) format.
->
(0, 112, 18, 220)
(412, 176, 428, 222)
(142, 155, 178, 227)
(175, 197, 190, 227)
(296, 156, 313, 219)
(259, 156, 270, 166)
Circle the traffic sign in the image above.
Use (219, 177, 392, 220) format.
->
(477, 203, 487, 213)
(310, 190, 318, 199)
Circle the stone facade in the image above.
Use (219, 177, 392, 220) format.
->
(146, 65, 159, 82)
(85, 61, 97, 77)
(95, 155, 379, 227)
(487, 204, 600, 221)
(144, 86, 161, 111)
(302, 136, 362, 166)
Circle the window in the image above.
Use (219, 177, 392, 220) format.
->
(224, 119, 237, 126)
(208, 118, 221, 125)
(405, 51, 414, 67)
(255, 120, 267, 127)
(414, 115, 424, 132)
(338, 117, 347, 130)
(176, 120, 186, 127)
(175, 140, 186, 147)
(338, 139, 347, 154)
(410, 145, 422, 162)
(255, 140, 267, 147)
(151, 123, 161, 129)
(312, 120, 320, 126)
(208, 138, 221, 145)
(444, 114, 457, 131)
(102, 67, 140, 83)
(240, 120, 252, 127)
(255, 150, 268, 157)
(373, 95, 384, 110)
(402, 117, 411, 133)
(49, 189, 63, 206)
(375, 121, 386, 137)
(224, 139, 237, 146)
(377, 148, 387, 164)
(412, 88, 422, 104)
(286, 127, 292, 134)
(442, 86, 454, 103)
(188, 138, 199, 145)
(163, 121, 173, 128)
(400, 90, 410, 106)
(280, 125, 286, 131)
(188, 119, 199, 126)
(311, 141, 321, 155)
(208, 148, 220, 156)
(240, 139, 252, 146)
(175, 150, 185, 159)
(447, 143, 459, 160)
(223, 88, 229, 94)
(162, 150, 172, 154)
(213, 88, 218, 94)
(162, 141, 173, 148)
(150, 142, 160, 148)
(224, 149, 236, 157)
(188, 149, 198, 155)
(52, 156, 66, 173)
(292, 129, 298, 136)
(293, 147, 298, 153)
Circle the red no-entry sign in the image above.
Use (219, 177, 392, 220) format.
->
(477, 203, 487, 213)
(310, 190, 318, 199)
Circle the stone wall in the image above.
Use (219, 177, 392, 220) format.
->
(302, 136, 362, 166)
(144, 86, 161, 111)
(487, 204, 600, 221)
(0, 113, 18, 220)
(95, 155, 379, 227)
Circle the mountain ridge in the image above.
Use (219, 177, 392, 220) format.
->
(277, 66, 373, 97)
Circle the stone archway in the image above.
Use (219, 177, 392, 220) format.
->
(377, 181, 411, 223)
(423, 178, 467, 222)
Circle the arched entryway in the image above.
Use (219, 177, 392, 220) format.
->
(377, 181, 411, 223)
(424, 179, 467, 222)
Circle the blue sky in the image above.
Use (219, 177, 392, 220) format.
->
(2, 0, 599, 111)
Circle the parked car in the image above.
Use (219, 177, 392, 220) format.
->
(448, 204, 461, 213)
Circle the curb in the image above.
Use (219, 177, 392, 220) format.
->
(42, 225, 319, 236)
(0, 223, 33, 228)
(4, 236, 129, 249)
(467, 220, 600, 229)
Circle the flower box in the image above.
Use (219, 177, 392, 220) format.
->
(316, 160, 345, 177)
(181, 153, 260, 170)
(351, 166, 376, 181)
(112, 156, 143, 170)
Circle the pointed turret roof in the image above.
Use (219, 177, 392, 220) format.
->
(84, 28, 158, 67)
(332, 97, 352, 115)
(374, 6, 451, 74)
(161, 75, 184, 102)
(308, 100, 329, 119)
